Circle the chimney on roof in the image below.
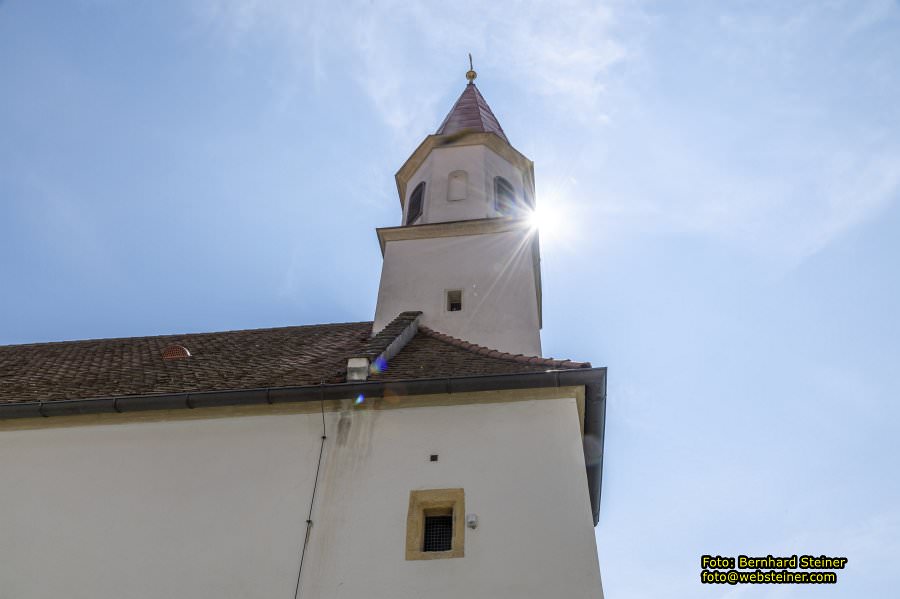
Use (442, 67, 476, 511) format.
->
(346, 358, 369, 382)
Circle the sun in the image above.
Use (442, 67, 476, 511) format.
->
(526, 204, 562, 239)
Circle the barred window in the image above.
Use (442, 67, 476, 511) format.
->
(406, 488, 465, 560)
(423, 511, 453, 552)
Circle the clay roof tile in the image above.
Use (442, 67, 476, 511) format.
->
(0, 317, 590, 405)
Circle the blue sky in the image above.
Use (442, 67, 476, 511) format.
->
(2, 1, 899, 597)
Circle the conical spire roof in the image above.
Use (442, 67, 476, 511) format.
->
(436, 83, 509, 143)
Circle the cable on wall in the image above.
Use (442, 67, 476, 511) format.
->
(292, 396, 327, 599)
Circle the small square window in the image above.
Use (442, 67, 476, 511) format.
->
(447, 290, 462, 312)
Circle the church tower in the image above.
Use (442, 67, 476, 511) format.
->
(374, 65, 543, 356)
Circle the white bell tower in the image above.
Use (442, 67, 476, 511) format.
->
(374, 64, 543, 356)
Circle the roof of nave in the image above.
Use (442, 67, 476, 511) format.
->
(0, 312, 590, 405)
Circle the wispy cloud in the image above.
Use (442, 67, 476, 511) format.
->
(573, 1, 900, 266)
(191, 0, 629, 139)
(592, 134, 900, 265)
(190, 0, 900, 265)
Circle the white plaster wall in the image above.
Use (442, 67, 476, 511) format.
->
(0, 412, 325, 599)
(0, 398, 602, 599)
(404, 145, 532, 225)
(373, 229, 542, 356)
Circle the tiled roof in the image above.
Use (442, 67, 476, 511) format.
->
(0, 314, 589, 405)
(370, 327, 589, 380)
(436, 83, 509, 143)
(0, 322, 369, 404)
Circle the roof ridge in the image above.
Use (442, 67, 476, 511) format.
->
(417, 326, 590, 369)
(360, 312, 422, 359)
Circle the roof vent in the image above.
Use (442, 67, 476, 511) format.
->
(161, 345, 191, 360)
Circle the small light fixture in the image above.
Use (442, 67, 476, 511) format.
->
(466, 514, 478, 529)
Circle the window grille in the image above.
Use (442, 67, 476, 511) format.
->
(423, 514, 453, 552)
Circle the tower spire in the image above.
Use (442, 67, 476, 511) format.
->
(466, 53, 477, 84)
(436, 71, 508, 143)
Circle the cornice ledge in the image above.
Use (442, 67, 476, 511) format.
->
(375, 217, 531, 255)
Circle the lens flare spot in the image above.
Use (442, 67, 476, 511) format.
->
(354, 394, 365, 405)
(370, 356, 388, 374)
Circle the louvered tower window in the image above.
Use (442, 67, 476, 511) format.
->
(407, 182, 425, 225)
(447, 290, 462, 312)
(494, 176, 516, 215)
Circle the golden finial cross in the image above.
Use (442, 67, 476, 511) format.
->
(466, 53, 477, 83)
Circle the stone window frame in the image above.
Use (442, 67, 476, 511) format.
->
(405, 488, 465, 560)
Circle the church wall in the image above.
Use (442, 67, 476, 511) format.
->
(0, 396, 602, 598)
(301, 397, 602, 598)
(373, 229, 542, 356)
(0, 408, 325, 598)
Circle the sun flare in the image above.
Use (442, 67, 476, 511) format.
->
(527, 204, 562, 239)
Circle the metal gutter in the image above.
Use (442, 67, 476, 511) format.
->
(0, 367, 607, 525)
